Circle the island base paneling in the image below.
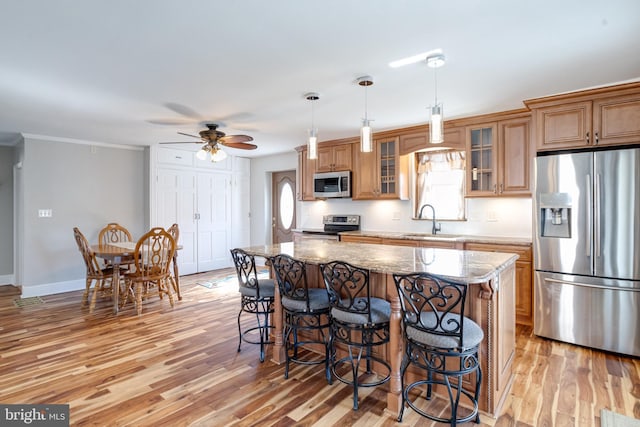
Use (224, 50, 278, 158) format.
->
(264, 255, 516, 418)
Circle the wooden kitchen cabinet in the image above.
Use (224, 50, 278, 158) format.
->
(527, 83, 640, 151)
(466, 116, 531, 197)
(465, 242, 533, 326)
(316, 142, 353, 172)
(399, 124, 466, 155)
(467, 123, 497, 195)
(339, 234, 383, 244)
(352, 137, 409, 200)
(296, 147, 316, 201)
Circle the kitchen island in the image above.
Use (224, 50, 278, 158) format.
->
(240, 240, 518, 418)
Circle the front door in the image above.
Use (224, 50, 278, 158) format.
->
(272, 170, 296, 244)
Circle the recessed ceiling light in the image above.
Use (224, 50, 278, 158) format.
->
(388, 48, 443, 68)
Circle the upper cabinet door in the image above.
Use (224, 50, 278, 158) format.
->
(593, 94, 640, 146)
(296, 148, 316, 201)
(499, 118, 531, 195)
(316, 143, 353, 172)
(534, 101, 592, 150)
(466, 123, 498, 196)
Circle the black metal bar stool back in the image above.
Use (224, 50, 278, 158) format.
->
(230, 248, 275, 362)
(271, 254, 332, 382)
(320, 260, 391, 410)
(393, 272, 483, 426)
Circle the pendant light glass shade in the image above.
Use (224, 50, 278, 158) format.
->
(305, 92, 319, 159)
(426, 54, 445, 144)
(196, 148, 208, 160)
(211, 147, 227, 162)
(307, 128, 318, 160)
(360, 119, 373, 152)
(357, 76, 374, 153)
(429, 103, 444, 144)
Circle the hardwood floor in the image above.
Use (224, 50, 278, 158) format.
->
(1, 269, 638, 426)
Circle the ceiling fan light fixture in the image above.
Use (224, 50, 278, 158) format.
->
(305, 92, 320, 160)
(196, 148, 208, 161)
(210, 147, 227, 162)
(357, 76, 374, 153)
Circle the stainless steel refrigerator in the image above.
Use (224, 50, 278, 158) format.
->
(534, 146, 640, 357)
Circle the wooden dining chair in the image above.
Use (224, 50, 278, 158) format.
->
(98, 223, 132, 245)
(167, 223, 181, 300)
(98, 223, 134, 270)
(73, 227, 117, 313)
(124, 227, 176, 316)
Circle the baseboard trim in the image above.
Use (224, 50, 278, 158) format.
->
(21, 279, 85, 298)
(0, 274, 15, 286)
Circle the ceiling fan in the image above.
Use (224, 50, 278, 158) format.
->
(160, 123, 256, 162)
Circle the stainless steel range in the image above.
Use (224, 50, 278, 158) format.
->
(300, 214, 360, 241)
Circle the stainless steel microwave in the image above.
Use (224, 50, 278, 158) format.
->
(313, 171, 351, 198)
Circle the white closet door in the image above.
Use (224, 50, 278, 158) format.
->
(196, 172, 232, 271)
(157, 168, 198, 275)
(231, 157, 251, 249)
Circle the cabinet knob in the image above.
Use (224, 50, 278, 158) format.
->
(595, 132, 599, 145)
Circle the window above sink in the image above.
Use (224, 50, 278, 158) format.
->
(413, 150, 466, 221)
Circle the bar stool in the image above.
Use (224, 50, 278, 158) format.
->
(271, 254, 331, 382)
(230, 248, 275, 362)
(393, 272, 483, 425)
(320, 260, 391, 410)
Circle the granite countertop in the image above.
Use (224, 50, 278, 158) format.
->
(338, 230, 532, 245)
(241, 240, 518, 285)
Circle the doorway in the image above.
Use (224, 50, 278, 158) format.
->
(272, 170, 296, 244)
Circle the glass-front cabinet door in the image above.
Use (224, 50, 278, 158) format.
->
(467, 123, 497, 195)
(352, 135, 409, 200)
(378, 139, 397, 196)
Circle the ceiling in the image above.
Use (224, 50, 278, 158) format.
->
(1, 1, 639, 157)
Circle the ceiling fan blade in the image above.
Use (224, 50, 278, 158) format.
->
(219, 141, 258, 150)
(147, 118, 194, 126)
(159, 141, 202, 145)
(177, 131, 202, 139)
(219, 134, 253, 144)
(164, 102, 203, 120)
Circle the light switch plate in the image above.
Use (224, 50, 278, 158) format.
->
(38, 209, 53, 218)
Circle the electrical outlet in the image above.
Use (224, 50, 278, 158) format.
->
(392, 211, 401, 220)
(486, 210, 497, 222)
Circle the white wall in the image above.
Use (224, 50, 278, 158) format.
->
(19, 136, 148, 296)
(249, 151, 298, 245)
(0, 146, 14, 281)
(299, 197, 532, 238)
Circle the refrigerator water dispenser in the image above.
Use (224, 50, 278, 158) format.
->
(539, 193, 571, 238)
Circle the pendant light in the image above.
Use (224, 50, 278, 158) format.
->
(357, 76, 374, 153)
(305, 92, 320, 159)
(426, 53, 445, 144)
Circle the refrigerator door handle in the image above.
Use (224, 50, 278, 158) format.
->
(545, 277, 640, 293)
(585, 174, 592, 257)
(595, 173, 602, 258)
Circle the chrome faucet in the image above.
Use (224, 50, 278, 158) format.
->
(418, 203, 441, 235)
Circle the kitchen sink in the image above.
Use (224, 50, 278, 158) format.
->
(399, 233, 464, 242)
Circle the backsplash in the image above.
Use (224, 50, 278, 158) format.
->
(299, 197, 532, 238)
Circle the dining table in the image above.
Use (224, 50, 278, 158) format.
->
(91, 241, 183, 313)
(91, 242, 136, 314)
